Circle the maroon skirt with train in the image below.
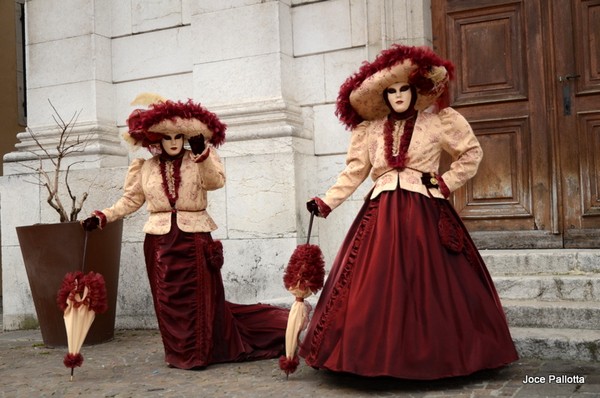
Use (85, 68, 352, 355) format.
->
(298, 188, 518, 379)
(144, 216, 288, 369)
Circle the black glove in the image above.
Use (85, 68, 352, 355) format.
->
(81, 216, 100, 231)
(306, 199, 320, 216)
(188, 134, 206, 155)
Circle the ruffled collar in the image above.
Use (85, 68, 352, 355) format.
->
(383, 111, 417, 169)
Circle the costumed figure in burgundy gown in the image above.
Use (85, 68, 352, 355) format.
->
(298, 45, 519, 379)
(82, 94, 288, 369)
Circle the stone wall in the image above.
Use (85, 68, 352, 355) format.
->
(1, 0, 432, 330)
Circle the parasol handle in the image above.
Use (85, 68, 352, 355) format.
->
(81, 230, 89, 273)
(306, 211, 315, 245)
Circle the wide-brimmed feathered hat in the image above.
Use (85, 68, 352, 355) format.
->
(123, 93, 226, 148)
(336, 45, 455, 129)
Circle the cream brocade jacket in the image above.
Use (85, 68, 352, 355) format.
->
(101, 148, 225, 235)
(322, 107, 483, 212)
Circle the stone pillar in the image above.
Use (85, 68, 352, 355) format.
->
(4, 0, 126, 168)
(188, 1, 313, 303)
(1, 0, 127, 330)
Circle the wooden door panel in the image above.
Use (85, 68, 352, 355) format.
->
(433, 0, 557, 248)
(574, 0, 600, 94)
(574, 0, 600, 220)
(456, 117, 533, 224)
(577, 112, 600, 219)
(435, 0, 600, 248)
(553, 0, 600, 246)
(447, 2, 527, 105)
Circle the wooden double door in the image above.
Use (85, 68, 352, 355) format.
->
(432, 0, 600, 248)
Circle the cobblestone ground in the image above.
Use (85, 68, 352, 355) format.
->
(1, 329, 599, 398)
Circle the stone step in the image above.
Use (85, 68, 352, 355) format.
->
(481, 249, 600, 276)
(265, 298, 600, 361)
(510, 327, 600, 361)
(494, 274, 600, 301)
(503, 299, 600, 329)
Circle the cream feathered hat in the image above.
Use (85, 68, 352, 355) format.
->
(123, 93, 226, 148)
(336, 45, 455, 129)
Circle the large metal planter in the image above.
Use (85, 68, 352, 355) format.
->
(16, 219, 123, 347)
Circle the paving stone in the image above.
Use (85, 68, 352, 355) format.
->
(1, 329, 599, 397)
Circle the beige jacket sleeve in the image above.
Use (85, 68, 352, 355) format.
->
(438, 108, 483, 193)
(322, 122, 372, 211)
(101, 158, 146, 222)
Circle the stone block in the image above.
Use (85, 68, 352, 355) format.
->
(503, 300, 600, 329)
(292, 0, 352, 56)
(349, 0, 367, 47)
(114, 73, 194, 126)
(221, 237, 296, 303)
(28, 35, 110, 89)
(511, 327, 600, 361)
(182, 0, 192, 24)
(131, 0, 183, 33)
(314, 154, 346, 196)
(317, 198, 363, 267)
(397, 0, 432, 43)
(26, 0, 95, 44)
(0, 173, 40, 247)
(110, 0, 133, 37)
(206, 183, 228, 240)
(1, 245, 33, 326)
(95, 0, 112, 37)
(26, 82, 111, 127)
(313, 104, 348, 155)
(112, 27, 193, 82)
(192, 2, 289, 64)
(481, 250, 578, 275)
(293, 54, 325, 105)
(494, 275, 600, 302)
(293, 146, 318, 240)
(193, 54, 288, 105)
(115, 241, 155, 328)
(292, 0, 320, 5)
(576, 250, 600, 273)
(324, 47, 366, 102)
(95, 80, 118, 124)
(191, 0, 291, 14)
(225, 150, 296, 239)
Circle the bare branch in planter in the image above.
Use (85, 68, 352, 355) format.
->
(23, 100, 95, 222)
(66, 161, 90, 222)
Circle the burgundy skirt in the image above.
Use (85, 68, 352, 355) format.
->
(298, 189, 518, 379)
(144, 217, 288, 369)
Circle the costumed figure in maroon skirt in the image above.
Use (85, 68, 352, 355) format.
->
(82, 93, 288, 370)
(298, 45, 519, 379)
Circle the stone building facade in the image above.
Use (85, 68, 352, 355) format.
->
(1, 0, 432, 330)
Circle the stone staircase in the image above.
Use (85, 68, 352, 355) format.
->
(267, 249, 600, 361)
(481, 249, 600, 361)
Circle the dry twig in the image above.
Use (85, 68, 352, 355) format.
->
(24, 100, 92, 222)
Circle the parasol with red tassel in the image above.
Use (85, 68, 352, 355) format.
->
(279, 212, 325, 376)
(56, 232, 108, 381)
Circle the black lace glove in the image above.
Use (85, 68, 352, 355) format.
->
(188, 134, 206, 155)
(306, 199, 320, 216)
(81, 216, 100, 231)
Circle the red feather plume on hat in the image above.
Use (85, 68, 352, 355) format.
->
(125, 98, 226, 148)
